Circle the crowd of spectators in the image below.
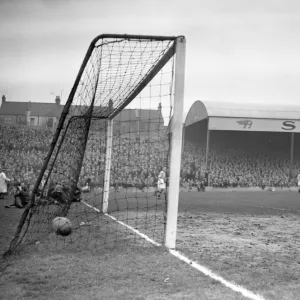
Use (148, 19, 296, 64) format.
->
(0, 125, 53, 191)
(80, 131, 170, 190)
(1, 124, 299, 195)
(181, 142, 300, 188)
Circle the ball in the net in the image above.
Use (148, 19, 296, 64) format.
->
(52, 217, 72, 236)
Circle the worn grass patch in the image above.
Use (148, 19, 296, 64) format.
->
(176, 211, 300, 300)
(1, 246, 246, 300)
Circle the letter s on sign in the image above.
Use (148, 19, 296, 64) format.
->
(281, 121, 296, 131)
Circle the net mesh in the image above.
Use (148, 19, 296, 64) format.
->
(7, 35, 177, 253)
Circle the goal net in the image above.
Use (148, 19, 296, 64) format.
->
(7, 34, 185, 254)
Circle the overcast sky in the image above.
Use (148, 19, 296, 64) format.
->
(0, 0, 300, 111)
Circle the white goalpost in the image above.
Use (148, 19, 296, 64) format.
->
(102, 119, 113, 213)
(165, 36, 186, 249)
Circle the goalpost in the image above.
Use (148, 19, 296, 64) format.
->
(6, 34, 186, 255)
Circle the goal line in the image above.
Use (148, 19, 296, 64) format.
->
(80, 199, 161, 246)
(80, 200, 266, 300)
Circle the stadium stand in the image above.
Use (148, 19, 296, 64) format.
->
(182, 100, 300, 189)
(1, 99, 300, 193)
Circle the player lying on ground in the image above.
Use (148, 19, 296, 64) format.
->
(47, 183, 82, 204)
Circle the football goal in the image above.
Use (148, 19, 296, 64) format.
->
(6, 34, 186, 254)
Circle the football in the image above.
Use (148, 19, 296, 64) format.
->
(52, 217, 72, 236)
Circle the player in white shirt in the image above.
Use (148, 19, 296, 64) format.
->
(297, 173, 300, 193)
(156, 167, 166, 199)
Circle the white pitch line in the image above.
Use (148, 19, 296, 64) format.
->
(80, 200, 266, 300)
(81, 200, 101, 213)
(80, 200, 161, 246)
(169, 249, 266, 300)
(104, 213, 161, 247)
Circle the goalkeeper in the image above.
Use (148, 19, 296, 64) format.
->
(156, 167, 166, 199)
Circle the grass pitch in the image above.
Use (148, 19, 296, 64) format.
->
(1, 190, 300, 299)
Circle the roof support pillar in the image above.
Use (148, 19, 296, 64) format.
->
(289, 132, 294, 179)
(205, 120, 210, 172)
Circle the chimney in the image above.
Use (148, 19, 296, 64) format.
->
(158, 102, 163, 125)
(2, 95, 6, 103)
(55, 96, 61, 105)
(158, 102, 162, 112)
(26, 101, 31, 125)
(108, 99, 113, 111)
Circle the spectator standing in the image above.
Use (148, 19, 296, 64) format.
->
(0, 168, 11, 199)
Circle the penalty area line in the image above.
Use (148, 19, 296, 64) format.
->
(80, 200, 265, 300)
